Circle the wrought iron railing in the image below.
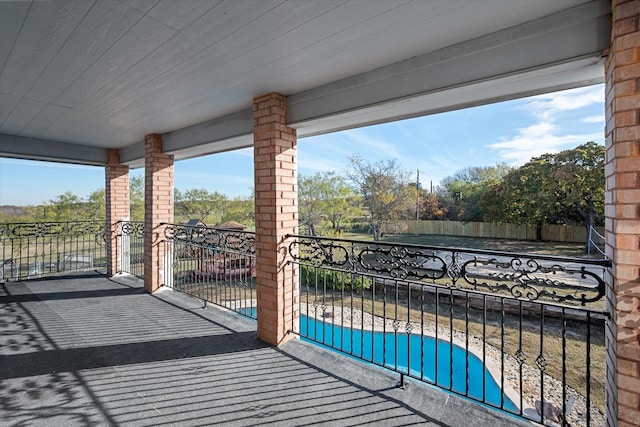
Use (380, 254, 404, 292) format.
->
(118, 221, 144, 277)
(0, 221, 106, 281)
(161, 223, 256, 319)
(587, 225, 606, 257)
(1, 219, 613, 425)
(285, 234, 610, 427)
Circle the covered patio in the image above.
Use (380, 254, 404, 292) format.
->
(0, 271, 528, 426)
(1, 1, 639, 426)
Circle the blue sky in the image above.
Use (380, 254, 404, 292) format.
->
(0, 84, 604, 206)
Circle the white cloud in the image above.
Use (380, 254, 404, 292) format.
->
(583, 115, 605, 123)
(488, 85, 604, 164)
(489, 131, 603, 164)
(341, 128, 403, 159)
(524, 85, 604, 120)
(300, 124, 463, 183)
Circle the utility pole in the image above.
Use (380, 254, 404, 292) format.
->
(416, 169, 420, 221)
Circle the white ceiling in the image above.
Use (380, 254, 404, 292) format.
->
(0, 0, 610, 166)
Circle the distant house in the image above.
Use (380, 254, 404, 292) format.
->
(185, 219, 206, 229)
(215, 221, 247, 230)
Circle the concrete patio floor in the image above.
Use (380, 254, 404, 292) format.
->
(0, 272, 531, 426)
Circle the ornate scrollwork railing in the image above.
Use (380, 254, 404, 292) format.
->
(286, 234, 610, 306)
(0, 221, 108, 280)
(120, 221, 144, 237)
(1, 221, 106, 244)
(160, 222, 256, 319)
(162, 223, 255, 255)
(117, 221, 145, 277)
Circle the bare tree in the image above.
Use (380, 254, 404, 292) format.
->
(346, 155, 410, 240)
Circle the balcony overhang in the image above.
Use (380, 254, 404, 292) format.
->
(0, 0, 609, 167)
(0, 133, 108, 166)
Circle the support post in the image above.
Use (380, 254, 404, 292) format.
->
(105, 149, 129, 276)
(143, 134, 174, 293)
(605, 1, 640, 425)
(253, 92, 299, 346)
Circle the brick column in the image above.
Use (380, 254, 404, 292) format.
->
(605, 1, 640, 426)
(144, 134, 174, 293)
(253, 93, 298, 346)
(105, 149, 129, 276)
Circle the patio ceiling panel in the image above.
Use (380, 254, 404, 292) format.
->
(0, 1, 95, 99)
(0, 0, 609, 167)
(288, 0, 609, 136)
(22, 1, 147, 106)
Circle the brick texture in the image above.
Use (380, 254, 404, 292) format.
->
(143, 134, 174, 293)
(105, 149, 129, 276)
(253, 93, 299, 346)
(606, 2, 640, 426)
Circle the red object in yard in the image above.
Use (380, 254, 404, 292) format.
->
(193, 253, 256, 281)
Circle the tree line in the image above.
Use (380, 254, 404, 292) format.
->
(1, 142, 604, 244)
(299, 142, 604, 241)
(0, 176, 255, 227)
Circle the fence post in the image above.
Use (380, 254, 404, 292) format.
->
(121, 222, 131, 274)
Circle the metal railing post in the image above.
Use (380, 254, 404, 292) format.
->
(121, 222, 131, 274)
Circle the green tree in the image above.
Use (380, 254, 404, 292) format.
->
(346, 155, 410, 240)
(437, 164, 512, 221)
(37, 188, 109, 221)
(0, 205, 40, 223)
(299, 172, 361, 236)
(221, 196, 255, 228)
(298, 174, 325, 236)
(86, 188, 105, 219)
(320, 172, 361, 234)
(486, 142, 604, 246)
(42, 192, 84, 221)
(130, 176, 145, 221)
(174, 188, 228, 224)
(397, 182, 424, 221)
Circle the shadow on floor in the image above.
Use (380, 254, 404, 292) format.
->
(0, 272, 528, 426)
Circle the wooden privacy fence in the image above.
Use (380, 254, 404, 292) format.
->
(404, 220, 603, 243)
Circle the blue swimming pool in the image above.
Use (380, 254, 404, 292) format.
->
(301, 315, 517, 412)
(240, 308, 517, 412)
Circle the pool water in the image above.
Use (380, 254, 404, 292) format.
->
(241, 308, 517, 412)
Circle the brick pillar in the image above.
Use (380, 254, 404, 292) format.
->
(253, 93, 299, 346)
(143, 134, 174, 293)
(605, 1, 640, 425)
(105, 149, 129, 276)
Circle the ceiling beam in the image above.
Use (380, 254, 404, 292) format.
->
(118, 108, 253, 167)
(0, 133, 107, 166)
(288, 0, 609, 134)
